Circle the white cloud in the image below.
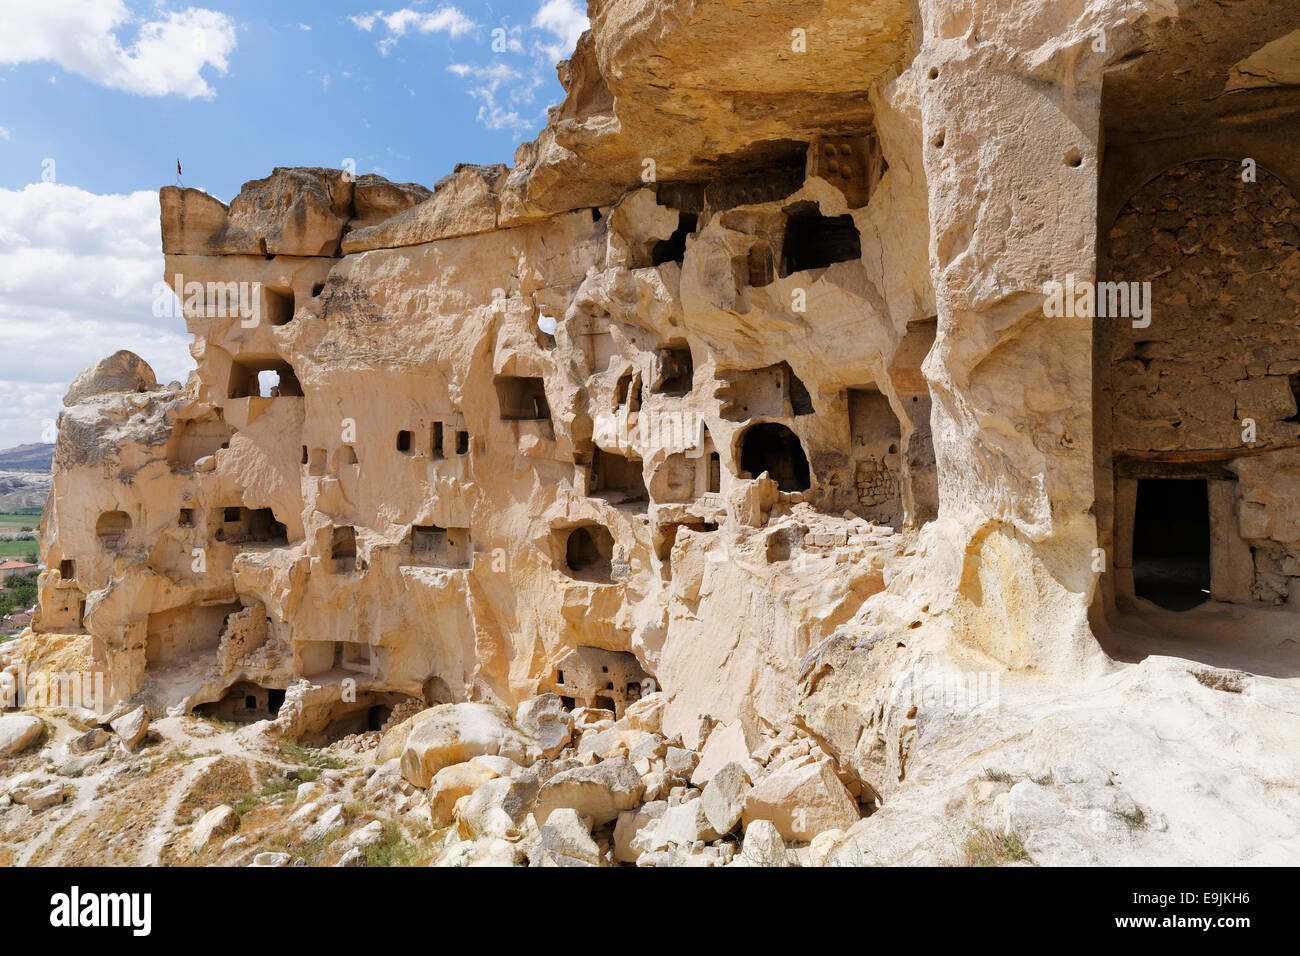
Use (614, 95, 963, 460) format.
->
(445, 61, 542, 134)
(350, 1, 585, 137)
(532, 0, 588, 61)
(0, 183, 193, 450)
(447, 62, 524, 83)
(350, 7, 477, 54)
(0, 126, 10, 141)
(0, 0, 236, 99)
(437, 1, 587, 137)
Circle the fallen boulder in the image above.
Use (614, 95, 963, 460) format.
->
(529, 808, 602, 867)
(68, 728, 110, 754)
(190, 805, 238, 854)
(740, 819, 792, 867)
(742, 758, 860, 841)
(22, 782, 66, 812)
(299, 804, 347, 844)
(0, 714, 43, 756)
(429, 761, 498, 823)
(399, 703, 530, 789)
(109, 706, 149, 750)
(691, 721, 752, 787)
(534, 757, 645, 826)
(515, 694, 572, 760)
(701, 760, 752, 835)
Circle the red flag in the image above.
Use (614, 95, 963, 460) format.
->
(177, 159, 182, 177)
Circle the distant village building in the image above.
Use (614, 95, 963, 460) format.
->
(0, 559, 37, 581)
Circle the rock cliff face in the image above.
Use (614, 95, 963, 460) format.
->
(23, 0, 1300, 838)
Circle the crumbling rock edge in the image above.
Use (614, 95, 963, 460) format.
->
(11, 0, 1300, 864)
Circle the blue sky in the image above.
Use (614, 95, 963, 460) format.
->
(0, 0, 586, 200)
(0, 0, 587, 451)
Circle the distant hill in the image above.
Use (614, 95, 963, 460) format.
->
(0, 443, 54, 473)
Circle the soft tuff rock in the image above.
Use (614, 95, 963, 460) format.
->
(0, 715, 44, 756)
(740, 819, 792, 868)
(742, 758, 861, 842)
(190, 805, 239, 854)
(515, 694, 573, 760)
(534, 757, 646, 826)
(109, 706, 149, 750)
(23, 0, 1300, 871)
(399, 703, 530, 789)
(701, 760, 752, 835)
(428, 761, 499, 823)
(529, 808, 603, 867)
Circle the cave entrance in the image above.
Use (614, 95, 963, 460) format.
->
(780, 201, 861, 275)
(652, 213, 698, 265)
(1132, 478, 1211, 611)
(563, 525, 614, 580)
(591, 448, 647, 505)
(331, 526, 357, 574)
(494, 376, 551, 421)
(96, 510, 132, 552)
(408, 524, 472, 568)
(227, 358, 302, 399)
(195, 681, 283, 723)
(738, 422, 810, 492)
(652, 344, 694, 396)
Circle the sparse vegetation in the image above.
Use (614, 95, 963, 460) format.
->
(364, 820, 443, 867)
(278, 737, 345, 770)
(293, 825, 347, 865)
(232, 778, 295, 816)
(982, 768, 1054, 787)
(1119, 808, 1146, 829)
(962, 825, 1031, 866)
(191, 711, 241, 731)
(175, 755, 255, 823)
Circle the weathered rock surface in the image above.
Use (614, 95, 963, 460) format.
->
(428, 761, 498, 823)
(190, 805, 238, 854)
(739, 819, 792, 867)
(19, 0, 1300, 869)
(701, 760, 751, 835)
(534, 758, 645, 826)
(515, 694, 573, 760)
(399, 704, 529, 789)
(22, 782, 66, 812)
(109, 707, 149, 750)
(299, 804, 346, 844)
(0, 715, 43, 756)
(63, 351, 156, 406)
(742, 758, 860, 841)
(529, 808, 602, 867)
(68, 728, 110, 754)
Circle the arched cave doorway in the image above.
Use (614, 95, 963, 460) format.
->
(738, 422, 811, 491)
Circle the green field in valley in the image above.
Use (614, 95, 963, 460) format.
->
(0, 540, 39, 561)
(0, 513, 40, 532)
(0, 511, 41, 563)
